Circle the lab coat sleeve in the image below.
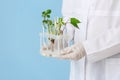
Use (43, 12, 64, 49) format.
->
(83, 27, 120, 63)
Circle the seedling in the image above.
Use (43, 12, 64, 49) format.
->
(41, 9, 81, 52)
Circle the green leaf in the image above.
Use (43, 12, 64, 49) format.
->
(62, 22, 65, 25)
(47, 15, 50, 18)
(70, 18, 81, 29)
(48, 20, 52, 25)
(42, 11, 45, 17)
(42, 20, 47, 24)
(42, 11, 45, 15)
(46, 9, 51, 14)
(58, 18, 63, 22)
(71, 18, 80, 23)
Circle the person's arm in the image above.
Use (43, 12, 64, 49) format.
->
(51, 26, 120, 62)
(83, 27, 120, 63)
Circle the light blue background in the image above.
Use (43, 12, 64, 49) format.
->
(0, 0, 70, 80)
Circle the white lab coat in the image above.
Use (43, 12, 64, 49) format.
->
(62, 0, 120, 80)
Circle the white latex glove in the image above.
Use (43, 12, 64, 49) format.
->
(40, 46, 53, 57)
(52, 42, 86, 60)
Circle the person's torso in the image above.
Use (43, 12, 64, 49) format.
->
(62, 0, 120, 80)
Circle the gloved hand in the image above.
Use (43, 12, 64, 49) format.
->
(41, 42, 86, 60)
(51, 42, 86, 60)
(40, 46, 53, 57)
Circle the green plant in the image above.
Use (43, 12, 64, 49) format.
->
(42, 9, 54, 34)
(70, 18, 81, 29)
(41, 9, 81, 35)
(55, 17, 65, 35)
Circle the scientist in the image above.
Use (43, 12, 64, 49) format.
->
(42, 0, 120, 80)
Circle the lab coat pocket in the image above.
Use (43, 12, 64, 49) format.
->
(105, 58, 120, 80)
